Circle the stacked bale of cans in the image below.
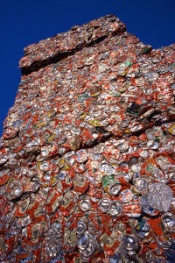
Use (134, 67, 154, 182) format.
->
(0, 14, 175, 262)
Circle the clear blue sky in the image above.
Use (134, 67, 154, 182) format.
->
(0, 0, 175, 136)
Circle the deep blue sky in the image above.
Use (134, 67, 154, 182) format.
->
(0, 0, 175, 136)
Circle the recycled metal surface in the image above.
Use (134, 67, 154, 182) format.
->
(0, 14, 175, 262)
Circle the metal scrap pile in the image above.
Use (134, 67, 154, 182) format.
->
(0, 14, 175, 262)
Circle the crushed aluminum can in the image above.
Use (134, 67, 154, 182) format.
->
(161, 212, 175, 232)
(108, 201, 122, 216)
(102, 174, 121, 195)
(147, 183, 173, 212)
(73, 174, 89, 194)
(122, 234, 138, 251)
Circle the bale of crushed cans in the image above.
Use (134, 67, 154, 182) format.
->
(0, 14, 175, 262)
